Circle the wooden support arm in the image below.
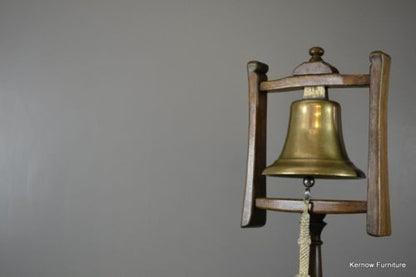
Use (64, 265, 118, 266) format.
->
(256, 198, 367, 214)
(260, 74, 370, 92)
(241, 61, 268, 227)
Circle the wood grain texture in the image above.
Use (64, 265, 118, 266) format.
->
(260, 74, 370, 92)
(367, 51, 391, 237)
(293, 61, 339, 75)
(256, 198, 367, 214)
(292, 46, 339, 75)
(241, 61, 268, 227)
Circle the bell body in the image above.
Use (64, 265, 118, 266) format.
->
(263, 99, 365, 178)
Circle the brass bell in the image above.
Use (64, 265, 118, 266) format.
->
(263, 86, 365, 178)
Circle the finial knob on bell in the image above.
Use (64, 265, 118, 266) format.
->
(309, 47, 324, 61)
(293, 47, 339, 75)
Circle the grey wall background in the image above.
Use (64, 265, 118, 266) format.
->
(0, 0, 415, 276)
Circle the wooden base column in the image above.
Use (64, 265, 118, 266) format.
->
(309, 214, 326, 277)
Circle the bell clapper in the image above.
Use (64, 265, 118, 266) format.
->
(303, 176, 315, 201)
(295, 177, 315, 277)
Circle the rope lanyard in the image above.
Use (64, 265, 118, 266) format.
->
(295, 177, 314, 277)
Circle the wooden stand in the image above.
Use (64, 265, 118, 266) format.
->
(241, 48, 391, 277)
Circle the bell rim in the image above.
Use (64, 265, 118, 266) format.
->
(262, 159, 366, 179)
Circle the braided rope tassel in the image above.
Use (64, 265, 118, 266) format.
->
(295, 199, 311, 277)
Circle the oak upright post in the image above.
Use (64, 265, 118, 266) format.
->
(241, 61, 269, 227)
